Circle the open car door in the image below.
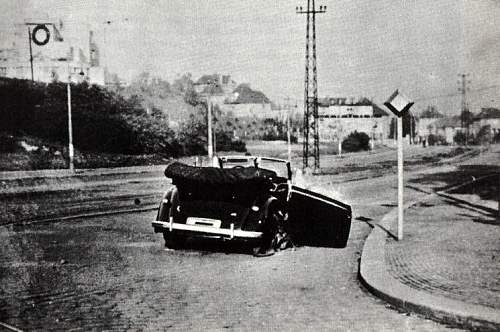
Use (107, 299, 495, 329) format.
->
(287, 186, 351, 248)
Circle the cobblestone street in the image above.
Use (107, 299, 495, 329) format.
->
(0, 206, 463, 331)
(386, 194, 500, 310)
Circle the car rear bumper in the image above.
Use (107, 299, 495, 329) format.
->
(152, 220, 263, 239)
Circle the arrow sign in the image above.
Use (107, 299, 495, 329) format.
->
(384, 89, 414, 117)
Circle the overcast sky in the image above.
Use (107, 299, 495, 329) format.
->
(1, 0, 499, 115)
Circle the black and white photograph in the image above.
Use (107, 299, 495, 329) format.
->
(0, 1, 499, 331)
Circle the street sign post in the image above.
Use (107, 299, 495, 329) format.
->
(384, 90, 414, 241)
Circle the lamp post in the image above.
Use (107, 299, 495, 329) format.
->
(194, 79, 221, 160)
(207, 97, 214, 159)
(67, 69, 85, 172)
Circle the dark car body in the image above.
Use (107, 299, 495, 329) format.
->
(152, 156, 351, 252)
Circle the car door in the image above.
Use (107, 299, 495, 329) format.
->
(287, 186, 352, 248)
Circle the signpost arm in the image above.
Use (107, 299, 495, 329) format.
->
(397, 116, 403, 240)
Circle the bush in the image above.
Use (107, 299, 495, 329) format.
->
(494, 131, 500, 143)
(453, 131, 467, 145)
(428, 134, 447, 146)
(0, 77, 180, 156)
(0, 133, 20, 153)
(341, 131, 370, 152)
(472, 125, 492, 145)
(177, 108, 246, 156)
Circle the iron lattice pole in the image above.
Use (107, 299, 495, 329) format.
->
(297, 0, 326, 171)
(458, 73, 470, 145)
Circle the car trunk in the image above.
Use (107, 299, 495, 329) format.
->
(173, 181, 267, 232)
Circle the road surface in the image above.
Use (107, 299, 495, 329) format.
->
(0, 179, 463, 331)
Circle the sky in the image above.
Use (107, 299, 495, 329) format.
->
(1, 0, 500, 115)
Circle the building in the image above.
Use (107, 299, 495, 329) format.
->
(0, 21, 104, 85)
(472, 108, 500, 138)
(317, 97, 392, 143)
(415, 107, 500, 145)
(415, 107, 444, 142)
(427, 116, 462, 144)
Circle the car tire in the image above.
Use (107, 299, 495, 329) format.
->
(252, 208, 281, 257)
(163, 232, 185, 249)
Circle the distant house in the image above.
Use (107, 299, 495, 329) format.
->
(195, 74, 237, 95)
(317, 97, 392, 142)
(472, 108, 500, 137)
(416, 107, 444, 142)
(219, 83, 273, 118)
(427, 116, 462, 144)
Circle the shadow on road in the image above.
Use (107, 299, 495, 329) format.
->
(408, 165, 499, 201)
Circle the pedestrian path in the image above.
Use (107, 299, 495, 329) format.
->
(360, 190, 500, 331)
(386, 195, 499, 309)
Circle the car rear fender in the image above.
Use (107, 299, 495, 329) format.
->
(262, 196, 278, 220)
(156, 187, 176, 221)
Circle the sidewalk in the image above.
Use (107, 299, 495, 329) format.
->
(360, 189, 500, 331)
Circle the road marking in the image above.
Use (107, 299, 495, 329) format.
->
(0, 321, 24, 332)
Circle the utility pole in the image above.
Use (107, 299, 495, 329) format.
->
(27, 27, 34, 81)
(296, 1, 326, 172)
(458, 73, 470, 145)
(66, 69, 84, 172)
(67, 80, 74, 171)
(284, 97, 294, 162)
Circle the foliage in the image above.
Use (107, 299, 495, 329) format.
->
(472, 125, 493, 145)
(0, 77, 180, 155)
(427, 134, 447, 146)
(232, 84, 270, 104)
(494, 131, 500, 143)
(0, 133, 20, 153)
(341, 131, 370, 152)
(453, 131, 467, 145)
(221, 114, 301, 142)
(177, 105, 246, 155)
(420, 105, 443, 118)
(389, 113, 416, 139)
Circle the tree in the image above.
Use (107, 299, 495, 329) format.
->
(473, 125, 492, 145)
(389, 112, 415, 140)
(453, 131, 467, 145)
(342, 131, 370, 152)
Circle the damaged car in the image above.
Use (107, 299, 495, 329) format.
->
(152, 156, 351, 256)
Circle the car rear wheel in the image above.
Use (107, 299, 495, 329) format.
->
(163, 232, 186, 249)
(252, 208, 281, 257)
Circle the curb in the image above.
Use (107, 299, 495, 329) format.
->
(359, 185, 500, 330)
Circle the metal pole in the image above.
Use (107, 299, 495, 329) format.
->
(397, 116, 404, 240)
(338, 120, 342, 157)
(207, 97, 213, 159)
(287, 106, 292, 162)
(213, 127, 216, 156)
(27, 27, 34, 81)
(67, 82, 74, 171)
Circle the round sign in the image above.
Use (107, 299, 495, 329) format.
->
(32, 25, 50, 46)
